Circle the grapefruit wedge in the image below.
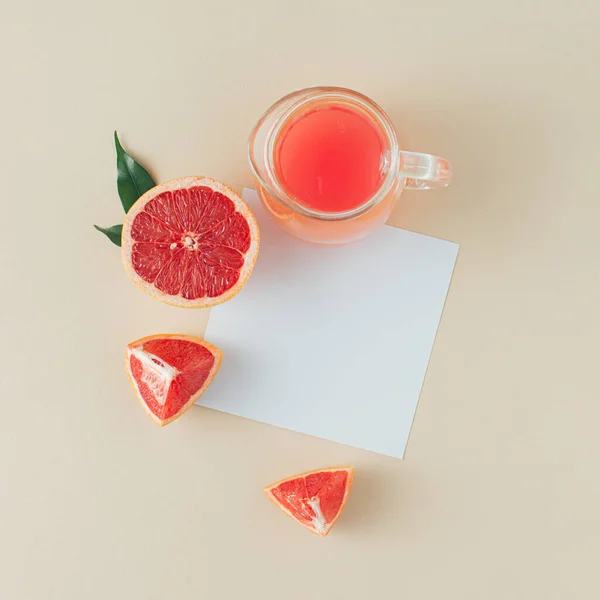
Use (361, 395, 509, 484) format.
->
(126, 334, 222, 426)
(122, 176, 259, 308)
(265, 467, 354, 536)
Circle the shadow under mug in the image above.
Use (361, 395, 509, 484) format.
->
(248, 86, 452, 245)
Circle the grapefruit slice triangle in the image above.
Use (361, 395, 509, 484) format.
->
(125, 334, 222, 426)
(264, 467, 354, 536)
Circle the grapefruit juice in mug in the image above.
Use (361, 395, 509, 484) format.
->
(275, 105, 386, 213)
(249, 87, 452, 244)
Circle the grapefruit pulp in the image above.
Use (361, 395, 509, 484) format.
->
(122, 176, 259, 308)
(264, 466, 354, 536)
(126, 334, 222, 426)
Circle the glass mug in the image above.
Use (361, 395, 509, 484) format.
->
(248, 86, 452, 245)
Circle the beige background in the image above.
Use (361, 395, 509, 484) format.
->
(1, 1, 599, 598)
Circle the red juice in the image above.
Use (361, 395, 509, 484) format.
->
(275, 105, 386, 213)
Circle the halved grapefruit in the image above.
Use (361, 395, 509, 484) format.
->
(122, 176, 259, 308)
(264, 466, 354, 536)
(126, 334, 222, 426)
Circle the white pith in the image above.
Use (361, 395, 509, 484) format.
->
(129, 347, 179, 406)
(307, 497, 328, 535)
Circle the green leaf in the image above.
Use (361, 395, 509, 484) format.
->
(114, 131, 155, 213)
(94, 224, 123, 247)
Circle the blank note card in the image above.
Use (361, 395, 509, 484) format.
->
(198, 189, 459, 458)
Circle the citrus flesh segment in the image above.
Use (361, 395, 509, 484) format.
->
(126, 334, 222, 426)
(265, 467, 354, 536)
(122, 177, 259, 308)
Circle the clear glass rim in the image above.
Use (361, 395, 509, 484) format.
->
(248, 86, 400, 222)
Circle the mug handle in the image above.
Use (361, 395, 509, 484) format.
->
(398, 151, 453, 190)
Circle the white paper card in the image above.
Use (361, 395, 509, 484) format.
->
(198, 189, 459, 458)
